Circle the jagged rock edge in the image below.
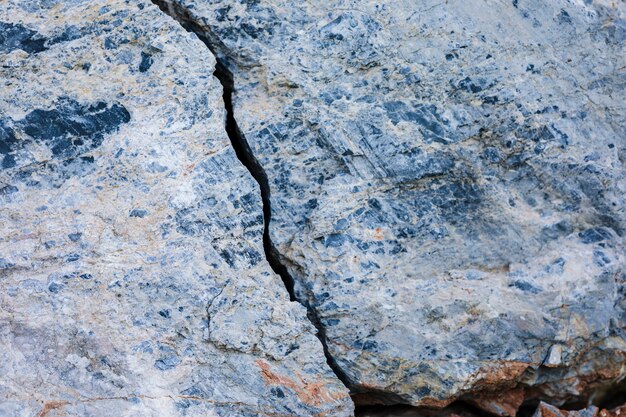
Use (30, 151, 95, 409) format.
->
(149, 0, 358, 402)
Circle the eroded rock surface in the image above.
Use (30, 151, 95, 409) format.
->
(155, 0, 626, 409)
(531, 402, 626, 417)
(0, 1, 352, 416)
(356, 401, 626, 417)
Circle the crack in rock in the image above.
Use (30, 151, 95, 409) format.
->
(148, 1, 626, 415)
(149, 0, 354, 396)
(0, 0, 355, 415)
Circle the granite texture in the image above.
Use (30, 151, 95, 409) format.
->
(0, 1, 352, 416)
(155, 0, 626, 410)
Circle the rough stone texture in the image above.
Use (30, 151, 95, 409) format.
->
(529, 402, 626, 417)
(358, 402, 626, 417)
(0, 1, 352, 416)
(532, 402, 599, 417)
(465, 387, 525, 417)
(157, 0, 626, 408)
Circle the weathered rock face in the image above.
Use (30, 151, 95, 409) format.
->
(0, 1, 352, 415)
(156, 0, 626, 409)
(357, 401, 626, 417)
(531, 402, 626, 417)
(2, 0, 626, 414)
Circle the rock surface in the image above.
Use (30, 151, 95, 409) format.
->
(2, 0, 626, 414)
(156, 0, 626, 409)
(0, 1, 352, 416)
(531, 402, 626, 417)
(357, 401, 626, 417)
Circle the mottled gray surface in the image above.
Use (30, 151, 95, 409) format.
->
(0, 1, 352, 416)
(157, 0, 626, 408)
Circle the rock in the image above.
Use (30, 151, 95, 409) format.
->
(465, 387, 525, 417)
(520, 340, 626, 407)
(358, 402, 626, 417)
(600, 405, 626, 417)
(532, 402, 598, 417)
(0, 1, 352, 416)
(530, 402, 626, 417)
(155, 0, 626, 407)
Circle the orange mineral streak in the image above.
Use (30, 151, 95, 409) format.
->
(474, 361, 530, 387)
(38, 401, 70, 417)
(255, 360, 346, 406)
(601, 405, 626, 417)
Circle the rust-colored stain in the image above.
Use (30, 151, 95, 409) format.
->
(601, 405, 626, 416)
(536, 403, 626, 417)
(38, 400, 69, 417)
(373, 227, 383, 241)
(255, 360, 346, 406)
(476, 361, 530, 387)
(535, 404, 560, 417)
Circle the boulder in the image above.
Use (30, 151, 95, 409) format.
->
(155, 0, 626, 407)
(0, 1, 352, 415)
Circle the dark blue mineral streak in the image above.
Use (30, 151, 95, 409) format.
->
(509, 280, 541, 294)
(0, 120, 18, 169)
(383, 101, 449, 143)
(129, 208, 149, 218)
(579, 227, 612, 244)
(1, 99, 129, 176)
(21, 98, 130, 159)
(138, 51, 153, 72)
(0, 22, 47, 54)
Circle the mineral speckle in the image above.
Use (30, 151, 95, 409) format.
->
(154, 0, 626, 409)
(1, 0, 625, 415)
(0, 1, 351, 416)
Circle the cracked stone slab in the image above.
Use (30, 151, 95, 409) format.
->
(0, 1, 352, 416)
(156, 0, 626, 409)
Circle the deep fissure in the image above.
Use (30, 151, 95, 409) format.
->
(148, 3, 626, 416)
(212, 60, 359, 406)
(150, 0, 355, 399)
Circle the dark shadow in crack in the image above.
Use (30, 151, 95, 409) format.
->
(216, 52, 361, 401)
(143, 2, 626, 414)
(150, 0, 355, 394)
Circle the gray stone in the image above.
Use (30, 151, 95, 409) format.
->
(0, 1, 352, 416)
(156, 0, 626, 408)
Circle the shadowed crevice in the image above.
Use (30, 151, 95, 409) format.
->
(150, 0, 355, 398)
(144, 2, 626, 416)
(215, 56, 359, 403)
